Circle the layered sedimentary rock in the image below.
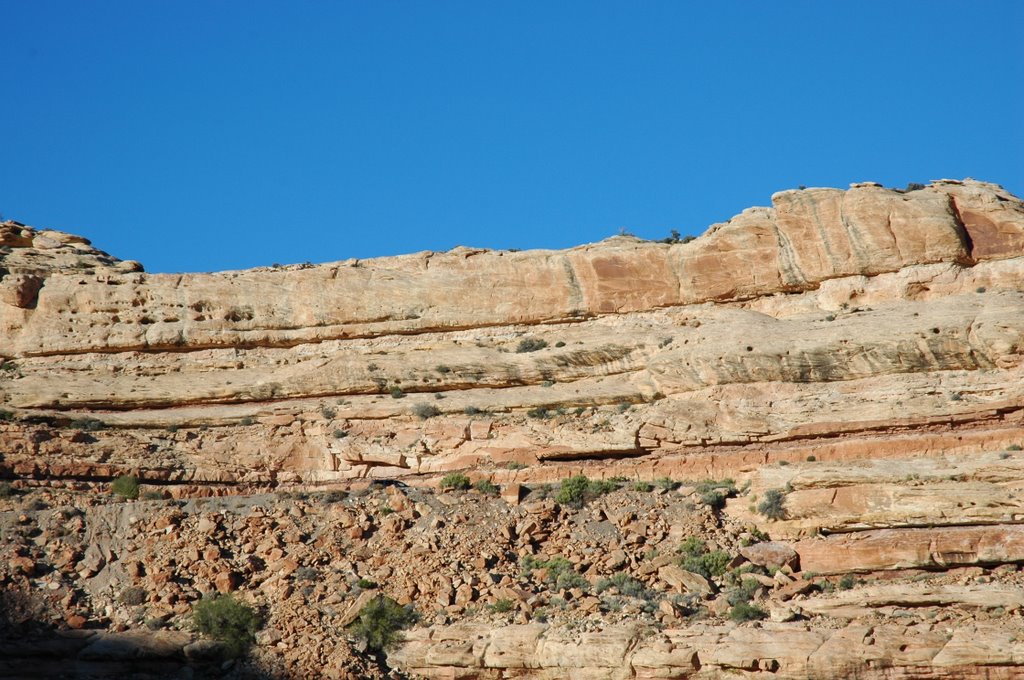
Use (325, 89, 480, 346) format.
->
(2, 178, 1024, 679)
(1, 179, 1022, 490)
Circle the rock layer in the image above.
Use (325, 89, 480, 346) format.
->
(2, 179, 1024, 679)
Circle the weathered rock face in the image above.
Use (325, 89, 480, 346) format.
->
(0, 179, 1022, 491)
(2, 178, 1024, 679)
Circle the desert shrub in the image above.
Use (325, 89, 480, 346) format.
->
(694, 479, 737, 510)
(904, 182, 926, 192)
(806, 455, 817, 462)
(412, 403, 440, 419)
(595, 573, 651, 599)
(489, 599, 514, 613)
(654, 477, 680, 491)
(192, 594, 262, 658)
(757, 489, 787, 520)
(119, 586, 148, 606)
(526, 407, 550, 419)
(320, 406, 336, 419)
(729, 602, 767, 622)
(439, 473, 471, 491)
(520, 555, 587, 590)
(356, 578, 378, 590)
(295, 567, 319, 581)
(110, 475, 140, 500)
(587, 478, 618, 496)
(678, 538, 730, 579)
(463, 406, 482, 415)
(0, 409, 13, 421)
(554, 341, 566, 347)
(516, 338, 548, 353)
(839, 574, 856, 590)
(553, 475, 619, 508)
(435, 365, 452, 374)
(474, 479, 499, 495)
(390, 387, 406, 399)
(141, 490, 165, 501)
(239, 416, 255, 426)
(348, 595, 417, 654)
(555, 475, 589, 508)
(0, 482, 15, 498)
(541, 557, 588, 591)
(333, 429, 348, 439)
(505, 461, 528, 470)
(1008, 444, 1022, 451)
(632, 481, 653, 492)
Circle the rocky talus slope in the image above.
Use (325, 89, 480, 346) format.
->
(1, 178, 1023, 679)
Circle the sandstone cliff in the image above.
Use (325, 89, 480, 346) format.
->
(1, 178, 1023, 679)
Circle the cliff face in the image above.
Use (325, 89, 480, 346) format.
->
(1, 178, 1024, 679)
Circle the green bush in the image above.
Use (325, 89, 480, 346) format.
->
(553, 475, 619, 508)
(757, 489, 787, 520)
(474, 479, 499, 495)
(0, 409, 13, 421)
(0, 482, 15, 498)
(527, 407, 551, 419)
(632, 481, 653, 492)
(595, 573, 651, 599)
(729, 602, 767, 622)
(678, 538, 730, 579)
(838, 574, 856, 590)
(439, 473, 471, 491)
(694, 479, 737, 510)
(587, 478, 618, 495)
(489, 599, 514, 613)
(555, 475, 590, 508)
(516, 338, 548, 353)
(110, 475, 140, 500)
(390, 387, 406, 399)
(348, 595, 417, 654)
(192, 594, 262, 658)
(520, 555, 587, 591)
(654, 477, 680, 491)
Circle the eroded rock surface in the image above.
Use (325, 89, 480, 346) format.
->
(2, 179, 1023, 679)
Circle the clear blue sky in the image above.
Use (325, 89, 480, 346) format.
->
(2, 2, 1022, 273)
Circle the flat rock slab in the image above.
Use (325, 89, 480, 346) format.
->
(794, 524, 1024, 574)
(799, 584, 1024, 619)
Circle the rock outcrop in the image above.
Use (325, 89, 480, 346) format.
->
(1, 178, 1023, 679)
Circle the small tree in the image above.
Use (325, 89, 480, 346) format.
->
(348, 595, 417, 655)
(192, 594, 262, 658)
